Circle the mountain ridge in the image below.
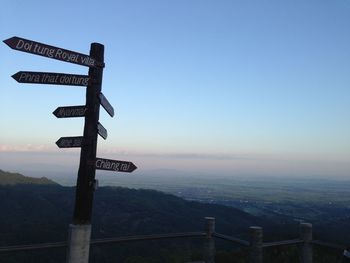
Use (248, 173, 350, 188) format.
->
(0, 169, 58, 185)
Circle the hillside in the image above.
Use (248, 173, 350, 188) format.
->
(0, 169, 58, 185)
(0, 172, 344, 262)
(0, 175, 268, 263)
(0, 184, 265, 245)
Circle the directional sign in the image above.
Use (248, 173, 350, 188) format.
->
(3, 36, 104, 68)
(97, 122, 107, 140)
(99, 93, 114, 117)
(56, 136, 83, 148)
(53, 105, 87, 118)
(93, 157, 137, 173)
(12, 71, 89, 86)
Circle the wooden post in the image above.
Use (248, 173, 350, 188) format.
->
(249, 226, 263, 263)
(204, 217, 215, 263)
(66, 42, 104, 263)
(300, 223, 313, 263)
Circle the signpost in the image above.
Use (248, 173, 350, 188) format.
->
(53, 106, 87, 118)
(4, 36, 104, 68)
(56, 136, 83, 148)
(4, 36, 137, 263)
(99, 93, 114, 117)
(94, 157, 137, 173)
(12, 71, 89, 86)
(97, 122, 108, 140)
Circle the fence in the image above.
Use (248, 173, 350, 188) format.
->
(0, 217, 345, 262)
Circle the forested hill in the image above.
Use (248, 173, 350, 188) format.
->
(0, 170, 269, 245)
(0, 184, 266, 245)
(0, 169, 57, 185)
(0, 172, 271, 262)
(0, 170, 343, 262)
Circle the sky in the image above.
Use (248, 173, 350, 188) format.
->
(0, 0, 349, 179)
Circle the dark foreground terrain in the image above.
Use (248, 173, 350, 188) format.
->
(0, 170, 347, 262)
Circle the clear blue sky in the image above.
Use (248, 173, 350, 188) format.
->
(0, 0, 349, 178)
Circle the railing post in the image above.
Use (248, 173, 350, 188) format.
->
(249, 226, 263, 263)
(300, 223, 313, 263)
(204, 217, 215, 263)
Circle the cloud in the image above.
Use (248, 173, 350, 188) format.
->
(0, 144, 56, 152)
(134, 152, 253, 161)
(1, 144, 349, 178)
(98, 148, 258, 161)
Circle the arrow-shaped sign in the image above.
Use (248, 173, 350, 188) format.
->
(92, 157, 137, 173)
(99, 93, 114, 117)
(12, 71, 89, 86)
(53, 106, 87, 118)
(97, 122, 107, 140)
(3, 36, 104, 68)
(56, 136, 83, 148)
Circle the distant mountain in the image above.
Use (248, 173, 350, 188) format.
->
(0, 169, 58, 185)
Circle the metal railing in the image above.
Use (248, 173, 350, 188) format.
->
(0, 217, 346, 263)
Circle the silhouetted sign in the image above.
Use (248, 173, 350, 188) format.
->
(56, 136, 83, 148)
(93, 157, 137, 173)
(3, 36, 104, 68)
(53, 106, 87, 118)
(97, 122, 107, 140)
(12, 71, 89, 86)
(99, 93, 114, 117)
